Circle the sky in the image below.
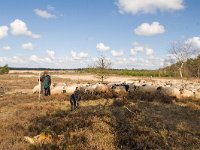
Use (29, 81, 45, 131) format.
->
(0, 0, 200, 69)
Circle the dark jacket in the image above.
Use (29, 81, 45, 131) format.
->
(44, 75, 51, 89)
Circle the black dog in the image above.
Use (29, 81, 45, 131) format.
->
(70, 88, 81, 111)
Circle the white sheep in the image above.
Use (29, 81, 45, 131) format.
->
(179, 89, 195, 99)
(33, 83, 66, 95)
(64, 84, 78, 94)
(32, 84, 40, 94)
(95, 83, 109, 94)
(194, 91, 200, 100)
(138, 84, 157, 94)
(51, 85, 66, 94)
(84, 84, 98, 95)
(157, 86, 181, 99)
(112, 85, 127, 95)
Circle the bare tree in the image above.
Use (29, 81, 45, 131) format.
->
(95, 55, 111, 83)
(170, 41, 195, 80)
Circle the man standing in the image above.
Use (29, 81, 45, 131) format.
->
(43, 70, 51, 96)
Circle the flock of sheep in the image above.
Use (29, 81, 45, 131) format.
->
(33, 79, 200, 101)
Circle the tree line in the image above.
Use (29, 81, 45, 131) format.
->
(161, 55, 200, 79)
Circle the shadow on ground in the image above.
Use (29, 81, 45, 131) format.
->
(28, 98, 200, 150)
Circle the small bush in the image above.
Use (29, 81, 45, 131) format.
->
(0, 64, 9, 74)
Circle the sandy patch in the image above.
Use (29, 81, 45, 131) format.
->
(18, 74, 137, 82)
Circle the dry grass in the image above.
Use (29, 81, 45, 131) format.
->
(0, 74, 199, 150)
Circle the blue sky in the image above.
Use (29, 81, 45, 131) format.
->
(0, 0, 200, 69)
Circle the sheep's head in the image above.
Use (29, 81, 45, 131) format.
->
(179, 88, 184, 94)
(52, 83, 57, 87)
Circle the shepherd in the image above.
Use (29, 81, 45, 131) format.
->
(43, 70, 51, 96)
(70, 87, 81, 111)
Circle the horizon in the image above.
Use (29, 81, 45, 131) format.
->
(7, 66, 158, 71)
(0, 0, 200, 69)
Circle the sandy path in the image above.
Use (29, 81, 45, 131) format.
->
(11, 70, 189, 83)
(52, 74, 136, 82)
(18, 74, 190, 83)
(18, 74, 138, 82)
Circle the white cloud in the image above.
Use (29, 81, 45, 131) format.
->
(46, 50, 55, 60)
(71, 50, 89, 60)
(3, 56, 26, 64)
(185, 37, 200, 49)
(113, 56, 162, 69)
(131, 45, 154, 56)
(129, 57, 162, 69)
(30, 55, 40, 62)
(131, 58, 142, 63)
(0, 54, 165, 69)
(10, 19, 41, 39)
(22, 42, 34, 50)
(0, 56, 34, 67)
(146, 48, 154, 55)
(96, 43, 110, 52)
(34, 9, 55, 19)
(2, 46, 11, 50)
(112, 57, 129, 69)
(130, 46, 145, 55)
(134, 22, 165, 36)
(163, 54, 177, 66)
(0, 26, 9, 39)
(111, 50, 124, 57)
(0, 54, 67, 68)
(29, 54, 55, 64)
(117, 0, 184, 15)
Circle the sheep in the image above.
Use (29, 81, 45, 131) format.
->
(139, 79, 146, 84)
(51, 85, 66, 94)
(84, 84, 98, 95)
(33, 82, 67, 94)
(107, 83, 115, 89)
(112, 85, 126, 93)
(75, 83, 89, 93)
(111, 85, 128, 98)
(95, 83, 109, 94)
(128, 83, 140, 92)
(157, 86, 181, 99)
(64, 84, 79, 94)
(32, 84, 40, 94)
(33, 83, 67, 95)
(179, 88, 195, 99)
(52, 82, 67, 87)
(137, 84, 157, 95)
(194, 91, 200, 100)
(53, 83, 88, 95)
